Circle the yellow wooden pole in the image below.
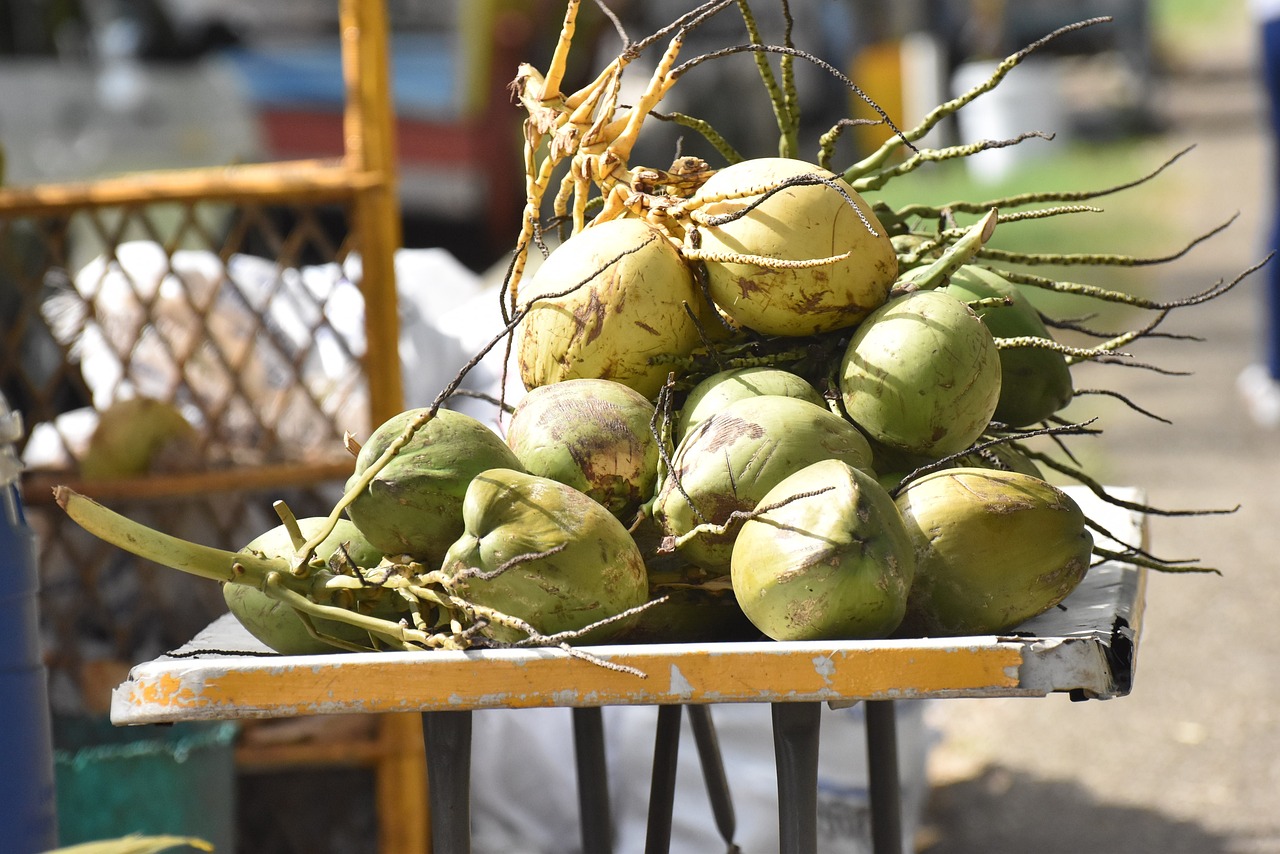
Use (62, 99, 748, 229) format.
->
(342, 0, 404, 430)
(339, 2, 429, 852)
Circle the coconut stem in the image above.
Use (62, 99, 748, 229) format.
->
(273, 500, 307, 554)
(851, 132, 1055, 194)
(54, 486, 289, 586)
(646, 110, 744, 163)
(995, 335, 1130, 361)
(841, 17, 1111, 182)
(894, 209, 998, 293)
(263, 574, 421, 651)
(976, 213, 1237, 268)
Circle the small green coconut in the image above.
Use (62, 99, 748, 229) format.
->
(440, 468, 649, 644)
(894, 468, 1094, 637)
(653, 394, 875, 575)
(840, 289, 1001, 458)
(621, 516, 759, 643)
(345, 408, 524, 566)
(939, 265, 1074, 426)
(223, 518, 394, 655)
(80, 397, 198, 480)
(731, 458, 915, 641)
(676, 366, 826, 442)
(505, 378, 658, 521)
(687, 157, 897, 336)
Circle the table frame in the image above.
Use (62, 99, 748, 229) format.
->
(110, 489, 1146, 853)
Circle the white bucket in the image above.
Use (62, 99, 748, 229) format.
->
(950, 58, 1068, 183)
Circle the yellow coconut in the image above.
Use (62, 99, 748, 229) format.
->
(687, 157, 897, 336)
(516, 217, 708, 399)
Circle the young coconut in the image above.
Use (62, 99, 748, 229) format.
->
(505, 378, 658, 521)
(621, 516, 759, 644)
(839, 289, 1002, 458)
(345, 408, 524, 566)
(80, 397, 199, 480)
(516, 217, 710, 399)
(224, 518, 396, 655)
(653, 394, 875, 576)
(731, 458, 915, 641)
(937, 265, 1074, 426)
(893, 468, 1094, 637)
(440, 468, 649, 644)
(685, 157, 897, 336)
(676, 366, 826, 442)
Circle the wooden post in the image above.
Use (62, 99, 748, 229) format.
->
(342, 0, 405, 430)
(339, 1, 429, 851)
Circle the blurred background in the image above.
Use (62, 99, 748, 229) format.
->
(0, 0, 1175, 269)
(3, 0, 1276, 852)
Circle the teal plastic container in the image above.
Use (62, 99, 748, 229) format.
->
(53, 716, 238, 851)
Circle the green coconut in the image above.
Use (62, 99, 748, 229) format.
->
(687, 157, 897, 336)
(731, 458, 915, 641)
(839, 289, 1002, 458)
(440, 468, 649, 644)
(80, 397, 198, 480)
(894, 468, 1094, 637)
(653, 394, 875, 575)
(505, 378, 658, 521)
(676, 366, 826, 442)
(620, 515, 759, 643)
(516, 217, 709, 399)
(345, 408, 524, 565)
(620, 579, 759, 643)
(939, 265, 1074, 426)
(223, 518, 394, 655)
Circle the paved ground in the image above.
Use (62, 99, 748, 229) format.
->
(920, 14, 1280, 854)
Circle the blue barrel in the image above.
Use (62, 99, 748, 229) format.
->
(0, 399, 59, 853)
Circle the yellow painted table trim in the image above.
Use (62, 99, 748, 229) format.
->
(113, 636, 1033, 723)
(111, 487, 1145, 726)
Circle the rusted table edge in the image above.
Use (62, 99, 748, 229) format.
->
(110, 487, 1147, 725)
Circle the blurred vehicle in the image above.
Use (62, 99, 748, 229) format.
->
(0, 0, 262, 186)
(2, 0, 556, 267)
(183, 0, 556, 263)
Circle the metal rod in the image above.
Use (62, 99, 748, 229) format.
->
(423, 710, 473, 854)
(574, 707, 614, 854)
(771, 702, 821, 854)
(688, 704, 737, 848)
(644, 704, 684, 854)
(866, 700, 903, 854)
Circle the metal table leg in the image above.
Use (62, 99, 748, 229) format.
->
(866, 700, 903, 854)
(688, 704, 737, 850)
(771, 702, 821, 854)
(574, 706, 614, 854)
(644, 704, 684, 854)
(423, 710, 473, 854)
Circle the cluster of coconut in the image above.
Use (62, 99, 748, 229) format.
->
(507, 158, 1094, 643)
(55, 8, 1229, 657)
(263, 156, 1094, 653)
